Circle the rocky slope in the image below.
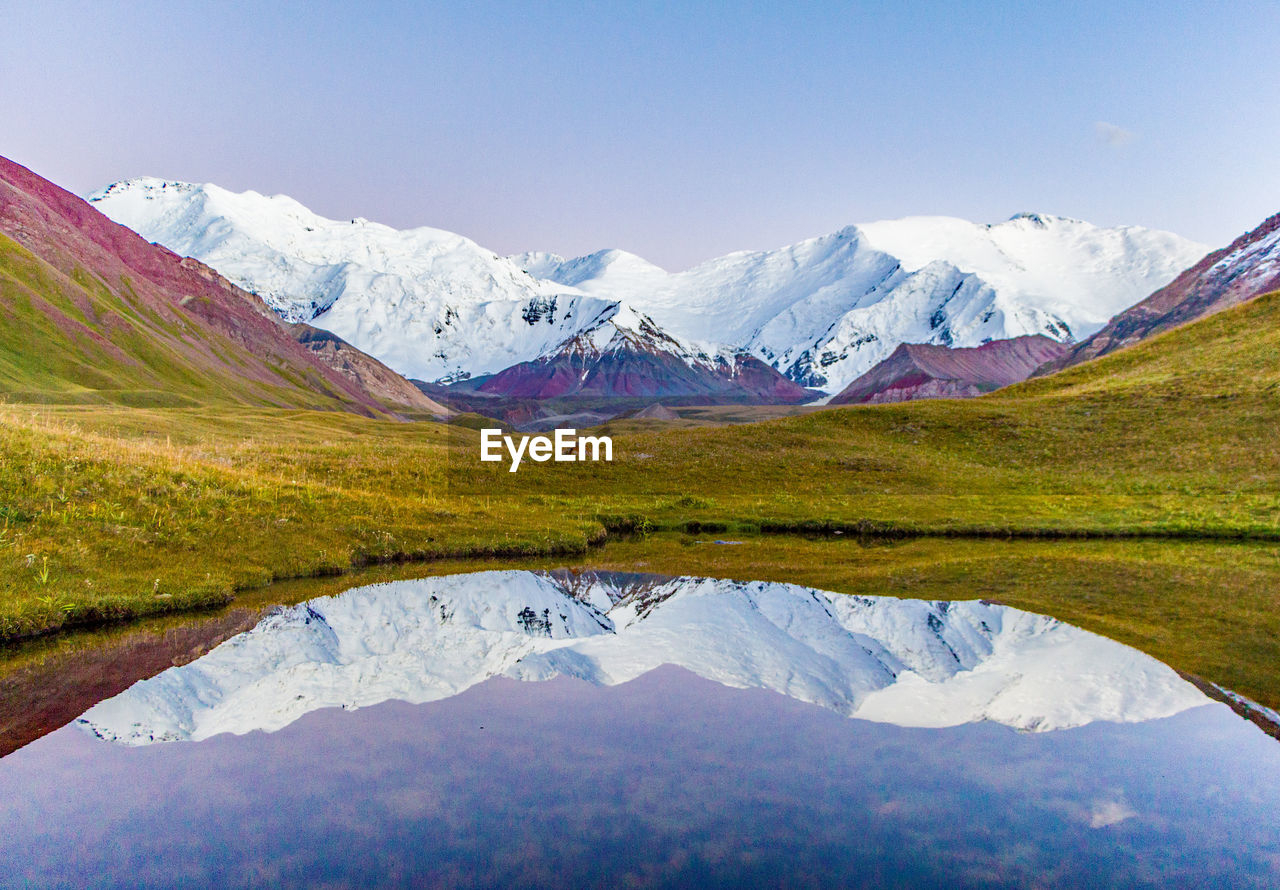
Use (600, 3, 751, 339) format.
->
(291, 326, 446, 413)
(831, 335, 1069, 405)
(91, 180, 1206, 396)
(0, 157, 444, 415)
(475, 305, 811, 402)
(76, 571, 1208, 744)
(1040, 213, 1280, 373)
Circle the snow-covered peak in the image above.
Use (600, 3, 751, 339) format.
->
(90, 179, 631, 381)
(528, 225, 899, 351)
(853, 213, 1200, 326)
(587, 302, 732, 363)
(509, 250, 568, 279)
(76, 571, 1208, 746)
(1004, 211, 1084, 226)
(92, 177, 201, 200)
(516, 248, 669, 292)
(90, 177, 485, 260)
(89, 178, 570, 323)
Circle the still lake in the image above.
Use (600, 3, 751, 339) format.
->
(1, 568, 1277, 887)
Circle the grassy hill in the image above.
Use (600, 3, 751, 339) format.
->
(0, 233, 361, 410)
(448, 288, 1280, 538)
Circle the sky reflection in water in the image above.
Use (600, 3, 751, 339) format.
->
(1, 665, 1278, 888)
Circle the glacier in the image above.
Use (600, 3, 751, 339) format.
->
(76, 571, 1209, 745)
(89, 180, 1208, 394)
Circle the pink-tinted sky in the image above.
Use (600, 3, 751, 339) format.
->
(4, 1, 1278, 269)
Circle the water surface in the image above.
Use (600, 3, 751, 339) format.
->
(1, 569, 1277, 888)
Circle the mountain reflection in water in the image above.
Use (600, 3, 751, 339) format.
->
(0, 571, 1276, 888)
(75, 571, 1207, 744)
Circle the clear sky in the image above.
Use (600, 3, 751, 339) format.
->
(4, 1, 1278, 269)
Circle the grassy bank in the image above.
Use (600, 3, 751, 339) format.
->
(0, 405, 603, 640)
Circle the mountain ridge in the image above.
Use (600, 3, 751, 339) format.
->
(90, 179, 1207, 396)
(518, 213, 1206, 391)
(831, 335, 1070, 405)
(475, 304, 812, 402)
(1038, 212, 1280, 375)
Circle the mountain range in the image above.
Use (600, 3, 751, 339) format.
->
(9, 160, 1279, 420)
(89, 179, 1207, 403)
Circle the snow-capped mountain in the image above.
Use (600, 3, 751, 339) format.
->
(88, 179, 619, 383)
(525, 215, 1208, 390)
(90, 180, 1207, 394)
(76, 571, 1207, 745)
(1043, 211, 1280, 373)
(474, 303, 811, 401)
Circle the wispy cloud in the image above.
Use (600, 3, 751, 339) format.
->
(1095, 121, 1137, 147)
(1088, 800, 1137, 828)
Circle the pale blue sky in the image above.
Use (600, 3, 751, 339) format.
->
(4, 1, 1277, 268)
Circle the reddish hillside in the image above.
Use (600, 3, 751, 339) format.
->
(1040, 213, 1280, 374)
(291, 327, 447, 415)
(0, 155, 443, 415)
(831, 336, 1069, 405)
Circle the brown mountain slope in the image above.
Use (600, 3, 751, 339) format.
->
(0, 155, 444, 416)
(476, 323, 811, 403)
(291, 327, 447, 415)
(830, 335, 1069, 405)
(1039, 212, 1280, 374)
